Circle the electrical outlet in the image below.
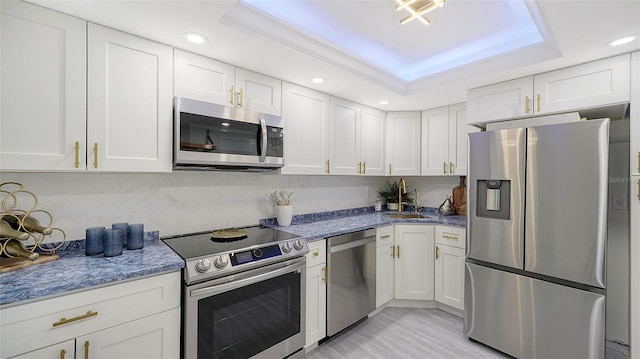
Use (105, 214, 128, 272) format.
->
(612, 192, 628, 210)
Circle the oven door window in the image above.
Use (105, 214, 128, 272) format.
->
(179, 112, 260, 156)
(197, 271, 301, 358)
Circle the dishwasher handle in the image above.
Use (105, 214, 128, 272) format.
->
(330, 236, 376, 253)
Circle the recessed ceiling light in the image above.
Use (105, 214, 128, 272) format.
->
(607, 35, 637, 46)
(312, 78, 325, 84)
(379, 100, 390, 105)
(184, 32, 207, 44)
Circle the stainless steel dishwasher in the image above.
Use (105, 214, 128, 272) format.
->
(327, 228, 377, 336)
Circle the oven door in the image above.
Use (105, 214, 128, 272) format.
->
(184, 257, 306, 359)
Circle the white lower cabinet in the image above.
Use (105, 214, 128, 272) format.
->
(305, 239, 327, 348)
(0, 271, 181, 359)
(394, 224, 434, 300)
(434, 226, 466, 311)
(375, 226, 395, 307)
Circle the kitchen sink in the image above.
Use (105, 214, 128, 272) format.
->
(387, 213, 427, 219)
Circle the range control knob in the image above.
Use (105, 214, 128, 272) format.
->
(214, 255, 229, 269)
(282, 242, 292, 253)
(293, 239, 304, 250)
(195, 258, 211, 273)
(253, 248, 263, 258)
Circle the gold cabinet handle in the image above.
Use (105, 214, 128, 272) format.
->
(443, 162, 447, 175)
(238, 88, 244, 107)
(53, 310, 98, 327)
(388, 163, 392, 175)
(391, 245, 395, 258)
(436, 246, 440, 260)
(322, 266, 327, 284)
(525, 96, 530, 113)
(229, 86, 234, 105)
(449, 162, 454, 174)
(326, 160, 330, 174)
(60, 349, 66, 359)
(93, 143, 98, 169)
(537, 93, 541, 112)
(443, 234, 458, 241)
(380, 234, 391, 239)
(363, 162, 366, 175)
(84, 340, 89, 359)
(397, 245, 400, 259)
(74, 141, 80, 168)
(357, 162, 362, 174)
(637, 179, 640, 201)
(637, 152, 639, 173)
(312, 249, 319, 257)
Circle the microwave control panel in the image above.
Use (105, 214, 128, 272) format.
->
(266, 126, 284, 157)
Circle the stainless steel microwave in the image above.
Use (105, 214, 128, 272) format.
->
(173, 97, 284, 171)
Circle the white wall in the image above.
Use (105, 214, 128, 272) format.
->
(0, 172, 461, 240)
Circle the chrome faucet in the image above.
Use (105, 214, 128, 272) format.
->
(398, 178, 407, 212)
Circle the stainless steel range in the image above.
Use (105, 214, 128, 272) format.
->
(163, 225, 309, 359)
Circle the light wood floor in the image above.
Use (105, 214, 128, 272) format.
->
(307, 307, 509, 359)
(307, 307, 631, 359)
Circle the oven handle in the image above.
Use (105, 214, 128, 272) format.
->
(190, 258, 305, 298)
(259, 117, 267, 163)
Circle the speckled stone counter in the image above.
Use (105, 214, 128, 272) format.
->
(0, 232, 184, 308)
(261, 207, 466, 240)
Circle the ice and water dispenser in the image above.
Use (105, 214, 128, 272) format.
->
(476, 180, 510, 220)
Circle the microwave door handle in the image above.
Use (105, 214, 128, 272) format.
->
(259, 117, 267, 163)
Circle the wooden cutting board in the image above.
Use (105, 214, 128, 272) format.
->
(0, 254, 59, 273)
(452, 176, 467, 216)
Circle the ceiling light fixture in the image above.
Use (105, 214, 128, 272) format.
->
(312, 77, 325, 84)
(183, 32, 207, 44)
(396, 0, 445, 26)
(607, 35, 637, 47)
(379, 100, 390, 105)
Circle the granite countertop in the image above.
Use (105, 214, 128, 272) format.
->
(263, 207, 466, 240)
(0, 233, 184, 308)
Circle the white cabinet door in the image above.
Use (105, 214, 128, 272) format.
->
(434, 244, 465, 310)
(87, 23, 172, 173)
(394, 225, 434, 300)
(281, 83, 330, 175)
(330, 97, 360, 175)
(305, 263, 327, 347)
(78, 308, 180, 359)
(467, 76, 533, 125)
(174, 49, 235, 106)
(631, 52, 640, 177)
(8, 340, 75, 359)
(534, 54, 630, 115)
(376, 226, 395, 307)
(0, 1, 86, 171)
(386, 112, 421, 176)
(421, 106, 449, 175)
(452, 104, 479, 175)
(235, 68, 282, 115)
(360, 106, 386, 176)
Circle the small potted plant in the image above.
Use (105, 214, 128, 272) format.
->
(377, 181, 413, 210)
(267, 190, 295, 226)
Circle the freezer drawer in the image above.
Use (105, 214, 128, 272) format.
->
(525, 119, 609, 288)
(467, 128, 526, 269)
(464, 263, 605, 359)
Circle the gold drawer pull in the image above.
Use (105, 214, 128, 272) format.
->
(84, 341, 90, 359)
(443, 162, 447, 175)
(436, 246, 440, 260)
(312, 249, 319, 257)
(380, 234, 391, 239)
(93, 143, 98, 169)
(229, 86, 234, 105)
(391, 245, 395, 258)
(537, 94, 541, 112)
(60, 349, 66, 359)
(74, 141, 80, 168)
(525, 96, 530, 113)
(322, 266, 327, 284)
(449, 162, 454, 174)
(53, 311, 98, 327)
(397, 245, 400, 259)
(443, 234, 459, 240)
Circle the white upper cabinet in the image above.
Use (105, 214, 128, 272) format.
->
(0, 1, 86, 171)
(329, 98, 386, 175)
(281, 82, 331, 175)
(329, 97, 360, 175)
(88, 23, 173, 172)
(386, 112, 421, 176)
(360, 106, 386, 176)
(468, 54, 631, 125)
(421, 103, 476, 176)
(632, 51, 639, 177)
(174, 49, 282, 115)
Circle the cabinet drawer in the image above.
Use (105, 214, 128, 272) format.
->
(0, 271, 180, 359)
(376, 226, 394, 247)
(306, 239, 326, 267)
(435, 226, 466, 249)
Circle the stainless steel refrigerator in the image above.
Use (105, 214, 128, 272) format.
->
(464, 119, 610, 358)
